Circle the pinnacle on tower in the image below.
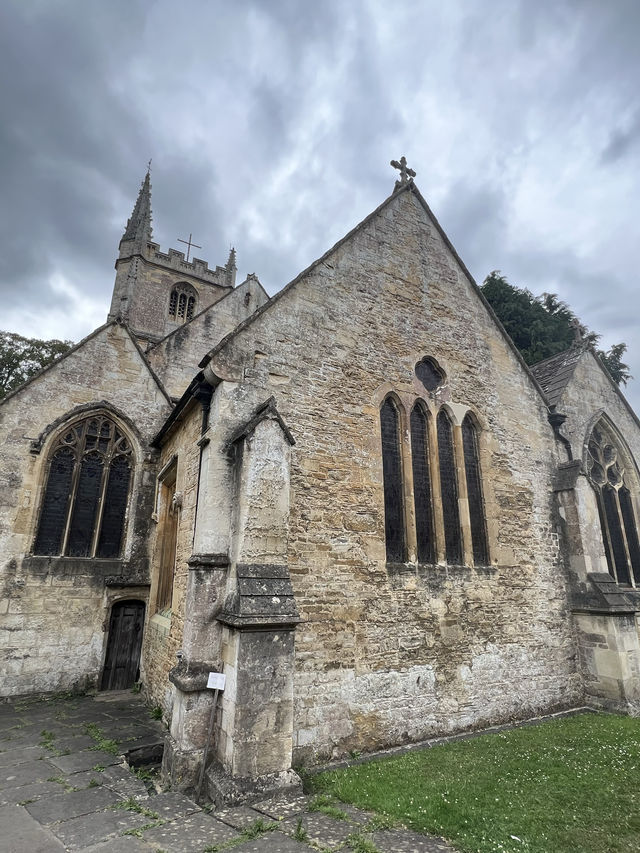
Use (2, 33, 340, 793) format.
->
(120, 169, 153, 251)
(225, 246, 237, 287)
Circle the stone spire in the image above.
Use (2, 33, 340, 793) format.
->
(120, 168, 153, 252)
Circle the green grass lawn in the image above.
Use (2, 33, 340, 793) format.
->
(308, 712, 640, 853)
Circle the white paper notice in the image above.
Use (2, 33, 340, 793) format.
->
(207, 672, 226, 691)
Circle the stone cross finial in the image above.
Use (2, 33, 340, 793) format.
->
(391, 156, 416, 188)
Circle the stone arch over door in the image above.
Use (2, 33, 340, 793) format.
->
(101, 599, 145, 690)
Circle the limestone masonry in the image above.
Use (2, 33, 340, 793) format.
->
(2, 164, 640, 801)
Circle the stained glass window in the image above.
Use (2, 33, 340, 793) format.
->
(410, 403, 435, 563)
(462, 415, 489, 566)
(437, 409, 462, 564)
(33, 415, 133, 559)
(381, 397, 406, 562)
(586, 423, 640, 586)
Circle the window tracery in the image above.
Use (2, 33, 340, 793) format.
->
(168, 283, 197, 323)
(33, 415, 133, 558)
(586, 423, 640, 586)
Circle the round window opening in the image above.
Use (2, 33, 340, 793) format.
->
(416, 358, 445, 392)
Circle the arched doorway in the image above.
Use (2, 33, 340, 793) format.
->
(101, 600, 145, 690)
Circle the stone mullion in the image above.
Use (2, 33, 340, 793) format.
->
(453, 423, 473, 567)
(427, 409, 445, 563)
(401, 411, 417, 564)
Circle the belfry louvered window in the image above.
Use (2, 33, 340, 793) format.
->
(33, 415, 133, 558)
(410, 403, 435, 563)
(587, 423, 640, 586)
(462, 415, 489, 566)
(168, 284, 197, 323)
(437, 409, 463, 564)
(380, 397, 406, 562)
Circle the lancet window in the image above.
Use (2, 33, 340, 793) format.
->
(379, 360, 489, 567)
(586, 422, 640, 586)
(168, 283, 197, 323)
(380, 397, 406, 562)
(33, 415, 133, 559)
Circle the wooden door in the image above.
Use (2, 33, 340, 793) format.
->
(100, 600, 145, 690)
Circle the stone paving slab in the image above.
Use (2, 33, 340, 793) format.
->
(230, 832, 314, 852)
(281, 811, 356, 850)
(141, 811, 239, 851)
(0, 778, 64, 806)
(0, 758, 59, 790)
(49, 808, 150, 850)
(49, 748, 123, 773)
(215, 803, 274, 829)
(252, 791, 310, 820)
(372, 828, 454, 852)
(0, 804, 65, 852)
(0, 744, 47, 766)
(79, 838, 154, 852)
(25, 785, 122, 824)
(145, 791, 200, 821)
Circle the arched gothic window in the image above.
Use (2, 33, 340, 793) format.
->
(380, 396, 406, 562)
(586, 423, 640, 586)
(168, 283, 197, 323)
(410, 403, 435, 563)
(33, 415, 133, 558)
(437, 409, 463, 564)
(462, 415, 489, 566)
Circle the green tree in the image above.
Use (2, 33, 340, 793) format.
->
(598, 342, 632, 387)
(0, 331, 73, 400)
(481, 271, 631, 386)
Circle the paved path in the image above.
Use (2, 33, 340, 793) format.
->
(0, 693, 455, 852)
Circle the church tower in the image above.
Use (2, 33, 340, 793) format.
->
(108, 169, 237, 347)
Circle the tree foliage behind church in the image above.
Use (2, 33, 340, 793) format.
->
(481, 272, 631, 386)
(0, 331, 73, 400)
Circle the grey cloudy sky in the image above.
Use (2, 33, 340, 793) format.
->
(1, 0, 639, 406)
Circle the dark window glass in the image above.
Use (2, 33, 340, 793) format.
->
(33, 448, 75, 556)
(410, 404, 434, 563)
(416, 358, 444, 392)
(97, 457, 132, 558)
(67, 452, 103, 557)
(603, 485, 630, 585)
(619, 487, 640, 585)
(381, 398, 406, 562)
(186, 296, 196, 320)
(437, 409, 462, 564)
(462, 416, 489, 566)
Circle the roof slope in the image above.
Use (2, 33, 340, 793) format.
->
(529, 347, 584, 407)
(199, 180, 550, 407)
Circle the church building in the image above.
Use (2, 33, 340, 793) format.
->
(2, 161, 640, 801)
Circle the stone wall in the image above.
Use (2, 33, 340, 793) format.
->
(0, 323, 171, 697)
(142, 399, 205, 714)
(198, 184, 582, 764)
(111, 249, 232, 345)
(146, 277, 269, 400)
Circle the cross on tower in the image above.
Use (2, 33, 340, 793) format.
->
(177, 233, 202, 263)
(390, 156, 416, 187)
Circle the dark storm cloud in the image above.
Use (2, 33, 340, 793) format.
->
(0, 0, 638, 401)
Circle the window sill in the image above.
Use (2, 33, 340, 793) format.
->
(386, 561, 497, 579)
